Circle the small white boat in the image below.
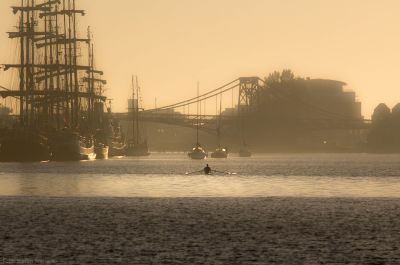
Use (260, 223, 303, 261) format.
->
(211, 147, 228, 158)
(188, 143, 207, 160)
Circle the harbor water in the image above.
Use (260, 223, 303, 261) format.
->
(0, 153, 400, 198)
(2, 153, 400, 264)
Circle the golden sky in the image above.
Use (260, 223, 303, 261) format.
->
(0, 0, 399, 117)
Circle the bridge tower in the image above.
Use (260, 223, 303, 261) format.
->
(237, 77, 262, 147)
(238, 77, 262, 114)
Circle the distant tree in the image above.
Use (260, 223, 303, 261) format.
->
(371, 103, 391, 124)
(368, 103, 398, 151)
(265, 71, 281, 88)
(391, 103, 400, 148)
(280, 69, 295, 83)
(391, 103, 400, 121)
(264, 69, 298, 89)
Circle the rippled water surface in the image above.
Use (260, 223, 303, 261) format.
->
(1, 153, 400, 197)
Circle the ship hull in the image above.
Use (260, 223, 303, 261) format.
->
(188, 151, 207, 160)
(50, 131, 96, 161)
(125, 142, 150, 157)
(125, 149, 150, 157)
(0, 130, 50, 162)
(239, 149, 252, 157)
(95, 145, 109, 160)
(52, 145, 96, 161)
(109, 145, 126, 157)
(188, 148, 207, 160)
(211, 151, 228, 158)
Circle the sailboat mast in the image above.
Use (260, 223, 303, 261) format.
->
(135, 76, 140, 145)
(131, 75, 135, 142)
(238, 90, 246, 146)
(196, 81, 199, 145)
(218, 93, 222, 147)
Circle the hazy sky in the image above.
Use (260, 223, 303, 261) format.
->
(0, 0, 400, 117)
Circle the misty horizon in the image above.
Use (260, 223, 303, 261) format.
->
(0, 0, 399, 118)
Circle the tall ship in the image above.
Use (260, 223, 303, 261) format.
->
(125, 76, 150, 157)
(0, 0, 108, 161)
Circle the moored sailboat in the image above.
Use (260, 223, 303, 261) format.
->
(188, 82, 207, 160)
(239, 144, 252, 157)
(104, 100, 126, 157)
(238, 100, 252, 158)
(211, 94, 228, 158)
(126, 140, 150, 157)
(211, 147, 228, 158)
(125, 76, 150, 157)
(188, 143, 207, 160)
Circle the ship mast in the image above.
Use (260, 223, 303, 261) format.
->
(196, 81, 199, 146)
(26, 0, 32, 126)
(18, 0, 25, 125)
(72, 0, 80, 128)
(3, 0, 106, 133)
(87, 27, 92, 129)
(217, 94, 222, 148)
(131, 75, 135, 143)
(135, 76, 140, 145)
(43, 1, 49, 125)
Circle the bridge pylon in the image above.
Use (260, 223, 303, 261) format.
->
(238, 77, 262, 114)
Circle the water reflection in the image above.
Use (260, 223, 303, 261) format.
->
(0, 153, 400, 197)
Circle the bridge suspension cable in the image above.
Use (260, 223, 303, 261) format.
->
(144, 83, 240, 114)
(143, 78, 239, 113)
(141, 75, 368, 124)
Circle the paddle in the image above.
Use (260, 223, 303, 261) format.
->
(185, 170, 203, 175)
(212, 170, 237, 175)
(185, 169, 238, 175)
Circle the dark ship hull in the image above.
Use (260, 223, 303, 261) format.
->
(0, 129, 50, 162)
(125, 142, 150, 157)
(50, 131, 96, 161)
(52, 144, 96, 161)
(52, 145, 96, 161)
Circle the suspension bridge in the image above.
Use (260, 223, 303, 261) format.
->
(114, 76, 370, 134)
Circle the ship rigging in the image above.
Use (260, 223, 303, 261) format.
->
(0, 0, 108, 161)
